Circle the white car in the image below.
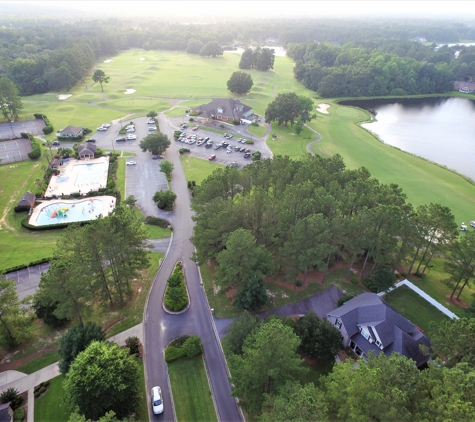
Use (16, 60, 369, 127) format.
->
(102, 123, 111, 128)
(126, 128, 135, 133)
(151, 386, 164, 415)
(126, 160, 137, 166)
(97, 126, 107, 131)
(147, 119, 155, 124)
(148, 126, 157, 131)
(125, 134, 136, 140)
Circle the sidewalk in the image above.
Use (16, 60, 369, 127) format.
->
(0, 323, 143, 422)
(378, 279, 459, 319)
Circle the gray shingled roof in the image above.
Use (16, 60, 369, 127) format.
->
(17, 191, 36, 207)
(78, 144, 97, 154)
(195, 98, 253, 120)
(60, 125, 83, 136)
(328, 292, 431, 366)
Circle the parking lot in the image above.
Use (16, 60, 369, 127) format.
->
(175, 126, 261, 168)
(5, 262, 50, 300)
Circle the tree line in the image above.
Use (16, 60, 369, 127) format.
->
(224, 313, 475, 421)
(287, 40, 471, 97)
(191, 155, 463, 311)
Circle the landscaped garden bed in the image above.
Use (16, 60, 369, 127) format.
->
(164, 262, 189, 312)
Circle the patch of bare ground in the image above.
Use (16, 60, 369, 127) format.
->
(0, 346, 59, 372)
(445, 295, 468, 308)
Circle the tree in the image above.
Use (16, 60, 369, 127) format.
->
(153, 190, 176, 211)
(0, 277, 31, 347)
(64, 341, 140, 420)
(186, 38, 203, 54)
(233, 275, 268, 312)
(239, 48, 254, 69)
(122, 195, 137, 207)
(182, 335, 202, 357)
(265, 92, 314, 126)
(0, 387, 23, 411)
(294, 117, 303, 134)
(0, 76, 23, 120)
(199, 41, 223, 57)
(215, 228, 273, 289)
(92, 69, 110, 92)
(58, 322, 105, 375)
(68, 409, 127, 422)
(227, 71, 253, 94)
(139, 132, 171, 155)
(260, 381, 326, 422)
(146, 110, 157, 118)
(428, 318, 475, 368)
(293, 313, 342, 362)
(255, 47, 275, 71)
(229, 318, 306, 415)
(222, 312, 260, 355)
(365, 266, 396, 293)
(33, 299, 68, 328)
(159, 160, 174, 179)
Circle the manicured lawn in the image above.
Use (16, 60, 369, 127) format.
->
(116, 157, 126, 198)
(165, 106, 188, 117)
(34, 376, 70, 421)
(309, 100, 475, 224)
(180, 155, 224, 185)
(266, 123, 317, 159)
(168, 356, 218, 422)
(383, 285, 450, 338)
(246, 123, 267, 138)
(16, 351, 59, 375)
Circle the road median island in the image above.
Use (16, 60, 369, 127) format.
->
(163, 261, 190, 314)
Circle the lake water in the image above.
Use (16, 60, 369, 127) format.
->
(341, 97, 475, 181)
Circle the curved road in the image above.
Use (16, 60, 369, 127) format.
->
(143, 113, 243, 421)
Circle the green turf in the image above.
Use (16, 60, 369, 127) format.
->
(246, 123, 267, 137)
(266, 123, 316, 159)
(144, 224, 172, 239)
(383, 285, 450, 338)
(165, 106, 188, 117)
(136, 360, 149, 422)
(168, 356, 218, 422)
(16, 351, 59, 375)
(116, 157, 126, 198)
(180, 155, 225, 185)
(309, 100, 475, 224)
(34, 376, 70, 421)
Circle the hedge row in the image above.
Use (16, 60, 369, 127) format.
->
(165, 335, 202, 363)
(144, 216, 169, 228)
(21, 217, 92, 231)
(164, 262, 188, 312)
(34, 113, 54, 135)
(4, 257, 52, 274)
(27, 134, 42, 160)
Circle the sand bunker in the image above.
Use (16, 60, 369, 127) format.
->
(140, 57, 146, 61)
(57, 94, 72, 100)
(104, 59, 113, 63)
(124, 89, 136, 94)
(316, 103, 330, 114)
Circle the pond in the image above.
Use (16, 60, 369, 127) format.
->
(341, 97, 475, 182)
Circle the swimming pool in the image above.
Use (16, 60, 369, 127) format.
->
(72, 162, 107, 188)
(35, 199, 106, 226)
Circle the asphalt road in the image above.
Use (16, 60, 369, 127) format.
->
(97, 113, 241, 421)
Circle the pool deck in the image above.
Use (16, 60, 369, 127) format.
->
(29, 196, 116, 226)
(46, 156, 109, 197)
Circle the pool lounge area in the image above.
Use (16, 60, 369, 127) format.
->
(29, 196, 116, 226)
(46, 156, 110, 197)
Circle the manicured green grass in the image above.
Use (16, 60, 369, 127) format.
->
(246, 123, 267, 138)
(99, 98, 171, 113)
(136, 359, 149, 422)
(16, 351, 59, 375)
(266, 123, 316, 159)
(116, 157, 126, 198)
(0, 156, 60, 272)
(165, 106, 188, 117)
(34, 376, 70, 421)
(180, 155, 225, 185)
(168, 356, 218, 422)
(383, 285, 450, 338)
(309, 100, 475, 224)
(144, 224, 172, 239)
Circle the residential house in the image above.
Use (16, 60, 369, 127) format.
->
(49, 158, 61, 170)
(59, 125, 84, 137)
(193, 98, 254, 123)
(0, 402, 13, 422)
(454, 81, 475, 93)
(326, 292, 431, 367)
(78, 144, 97, 160)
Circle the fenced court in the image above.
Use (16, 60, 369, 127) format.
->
(0, 118, 45, 139)
(0, 138, 33, 164)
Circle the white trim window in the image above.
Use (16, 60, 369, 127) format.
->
(335, 318, 342, 329)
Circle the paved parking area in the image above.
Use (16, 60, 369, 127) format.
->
(0, 118, 45, 140)
(0, 138, 33, 164)
(5, 262, 50, 300)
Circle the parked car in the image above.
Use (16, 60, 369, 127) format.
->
(227, 148, 233, 154)
(102, 123, 111, 128)
(205, 143, 212, 148)
(197, 139, 206, 146)
(209, 154, 216, 161)
(86, 139, 96, 143)
(192, 126, 199, 131)
(180, 124, 188, 129)
(152, 155, 163, 160)
(240, 138, 247, 144)
(244, 149, 251, 154)
(127, 128, 135, 133)
(229, 161, 238, 168)
(97, 126, 107, 131)
(151, 386, 164, 415)
(222, 141, 229, 147)
(126, 134, 137, 140)
(52, 141, 60, 146)
(244, 153, 251, 158)
(189, 139, 196, 144)
(186, 135, 191, 139)
(239, 147, 246, 152)
(213, 144, 221, 150)
(204, 137, 210, 142)
(126, 160, 137, 165)
(147, 119, 155, 124)
(116, 138, 126, 142)
(471, 221, 475, 228)
(148, 126, 157, 131)
(234, 146, 240, 151)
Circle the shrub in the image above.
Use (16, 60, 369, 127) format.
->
(188, 117, 194, 121)
(125, 336, 141, 356)
(38, 386, 46, 394)
(251, 122, 258, 126)
(144, 216, 169, 228)
(182, 335, 202, 357)
(174, 130, 182, 140)
(232, 120, 240, 125)
(28, 139, 41, 159)
(246, 139, 254, 144)
(13, 407, 24, 422)
(400, 272, 407, 278)
(164, 286, 188, 311)
(34, 392, 40, 399)
(42, 125, 54, 135)
(34, 300, 68, 328)
(350, 276, 359, 285)
(167, 271, 184, 288)
(165, 345, 186, 363)
(170, 335, 189, 348)
(0, 387, 23, 410)
(295, 279, 303, 287)
(83, 128, 92, 135)
(179, 148, 190, 154)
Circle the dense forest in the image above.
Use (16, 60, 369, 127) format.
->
(1, 17, 475, 96)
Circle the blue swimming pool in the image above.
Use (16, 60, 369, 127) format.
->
(35, 199, 105, 226)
